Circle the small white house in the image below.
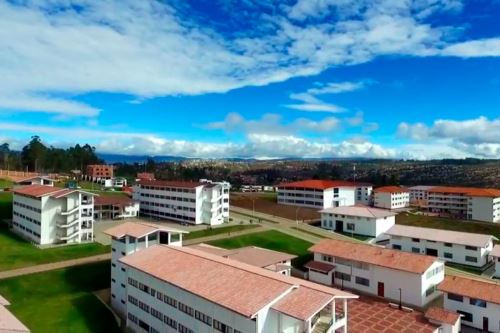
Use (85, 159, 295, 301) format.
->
(439, 275, 500, 332)
(424, 307, 461, 333)
(14, 176, 56, 187)
(386, 225, 497, 268)
(307, 239, 445, 308)
(320, 205, 396, 238)
(491, 245, 500, 278)
(373, 186, 410, 210)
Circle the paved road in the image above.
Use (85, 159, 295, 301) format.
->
(0, 253, 111, 280)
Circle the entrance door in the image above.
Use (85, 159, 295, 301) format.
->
(483, 317, 488, 332)
(377, 282, 385, 297)
(335, 220, 344, 233)
(426, 248, 438, 256)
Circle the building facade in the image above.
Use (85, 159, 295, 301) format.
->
(373, 186, 410, 210)
(491, 245, 500, 278)
(277, 180, 372, 209)
(12, 185, 95, 245)
(439, 276, 500, 332)
(386, 225, 497, 268)
(94, 196, 140, 220)
(85, 164, 114, 181)
(133, 180, 229, 225)
(307, 239, 445, 308)
(320, 205, 396, 238)
(427, 187, 500, 223)
(409, 185, 436, 208)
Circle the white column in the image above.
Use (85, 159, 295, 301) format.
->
(343, 299, 347, 333)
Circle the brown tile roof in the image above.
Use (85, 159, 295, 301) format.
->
(271, 287, 332, 321)
(120, 245, 356, 319)
(304, 260, 336, 273)
(438, 275, 500, 305)
(94, 196, 135, 206)
(278, 179, 361, 190)
(137, 180, 203, 188)
(374, 186, 410, 193)
(385, 225, 497, 248)
(188, 244, 297, 268)
(348, 296, 438, 333)
(424, 307, 460, 325)
(103, 222, 187, 239)
(309, 239, 439, 274)
(320, 205, 397, 218)
(428, 186, 500, 198)
(12, 184, 96, 199)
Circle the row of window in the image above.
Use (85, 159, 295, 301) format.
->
(12, 221, 41, 238)
(140, 193, 196, 202)
(447, 293, 487, 308)
(140, 186, 196, 193)
(392, 244, 479, 263)
(278, 193, 323, 199)
(278, 199, 323, 206)
(13, 201, 41, 213)
(13, 211, 41, 226)
(141, 201, 195, 212)
(127, 278, 242, 333)
(140, 209, 196, 222)
(425, 265, 444, 279)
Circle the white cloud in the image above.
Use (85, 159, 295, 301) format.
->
(0, 0, 498, 117)
(307, 81, 368, 95)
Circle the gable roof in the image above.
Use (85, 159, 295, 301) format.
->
(424, 307, 460, 325)
(374, 186, 409, 193)
(103, 221, 187, 239)
(320, 205, 396, 219)
(385, 225, 496, 248)
(428, 186, 500, 198)
(438, 275, 500, 305)
(309, 239, 439, 274)
(278, 179, 363, 190)
(490, 245, 500, 258)
(119, 245, 356, 320)
(12, 184, 96, 198)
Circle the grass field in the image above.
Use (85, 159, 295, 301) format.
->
(0, 178, 13, 189)
(0, 224, 110, 271)
(0, 261, 120, 333)
(396, 213, 500, 240)
(208, 230, 314, 269)
(184, 224, 261, 240)
(0, 192, 12, 221)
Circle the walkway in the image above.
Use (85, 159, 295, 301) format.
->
(0, 253, 111, 280)
(183, 225, 269, 245)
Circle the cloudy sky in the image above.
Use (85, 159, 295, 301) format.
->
(1, 0, 500, 159)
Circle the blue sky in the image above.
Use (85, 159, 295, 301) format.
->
(0, 0, 500, 159)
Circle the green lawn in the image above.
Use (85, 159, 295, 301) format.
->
(0, 178, 13, 189)
(0, 224, 110, 271)
(0, 261, 120, 333)
(396, 213, 500, 240)
(0, 192, 12, 221)
(184, 224, 261, 240)
(208, 230, 314, 269)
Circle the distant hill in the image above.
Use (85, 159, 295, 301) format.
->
(97, 154, 188, 163)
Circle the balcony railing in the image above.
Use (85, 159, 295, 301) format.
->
(58, 206, 79, 216)
(57, 218, 80, 228)
(57, 230, 79, 241)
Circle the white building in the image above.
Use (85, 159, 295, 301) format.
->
(439, 275, 500, 332)
(94, 196, 140, 220)
(424, 307, 461, 333)
(199, 179, 230, 219)
(114, 243, 357, 333)
(188, 243, 296, 276)
(427, 186, 500, 223)
(12, 185, 96, 245)
(14, 176, 55, 187)
(320, 205, 396, 238)
(373, 186, 410, 210)
(386, 225, 497, 268)
(277, 180, 372, 209)
(307, 239, 445, 308)
(104, 222, 187, 319)
(409, 185, 436, 208)
(0, 295, 30, 333)
(133, 180, 230, 226)
(491, 245, 500, 278)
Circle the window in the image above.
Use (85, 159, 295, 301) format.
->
(465, 245, 477, 251)
(195, 310, 213, 326)
(456, 310, 473, 322)
(355, 276, 370, 287)
(178, 324, 194, 333)
(465, 256, 477, 263)
(447, 293, 463, 302)
(164, 295, 177, 308)
(469, 298, 487, 308)
(138, 320, 150, 332)
(444, 252, 453, 259)
(411, 238, 420, 243)
(444, 242, 452, 247)
(411, 247, 420, 253)
(164, 315, 177, 329)
(392, 244, 401, 250)
(213, 319, 233, 333)
(178, 302, 194, 316)
(334, 271, 351, 281)
(425, 285, 436, 297)
(346, 223, 355, 231)
(322, 255, 333, 263)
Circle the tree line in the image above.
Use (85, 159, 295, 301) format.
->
(0, 136, 103, 173)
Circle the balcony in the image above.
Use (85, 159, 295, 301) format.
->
(311, 308, 346, 333)
(57, 218, 80, 228)
(57, 230, 79, 241)
(58, 206, 79, 216)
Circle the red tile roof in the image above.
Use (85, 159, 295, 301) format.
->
(137, 180, 203, 188)
(438, 275, 500, 305)
(428, 186, 500, 198)
(424, 307, 460, 325)
(278, 179, 361, 190)
(374, 186, 410, 193)
(304, 260, 335, 273)
(120, 245, 356, 320)
(94, 196, 135, 206)
(103, 222, 187, 239)
(12, 184, 96, 198)
(309, 239, 439, 274)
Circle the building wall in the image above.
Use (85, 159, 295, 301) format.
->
(311, 252, 443, 308)
(374, 192, 410, 209)
(470, 197, 500, 223)
(355, 186, 373, 206)
(388, 236, 493, 268)
(443, 292, 500, 332)
(320, 213, 395, 238)
(277, 187, 356, 209)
